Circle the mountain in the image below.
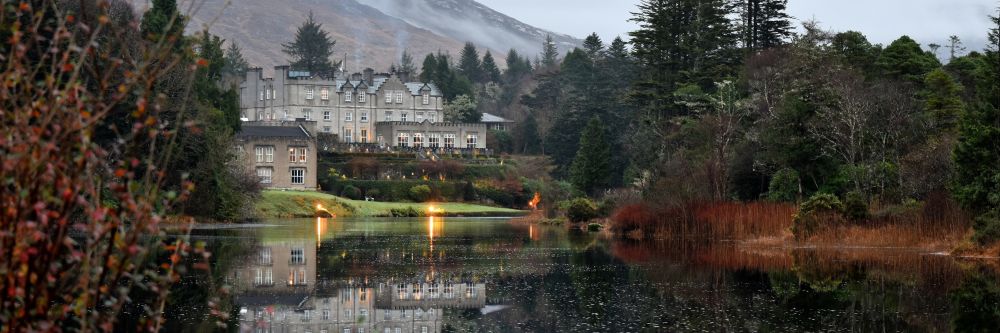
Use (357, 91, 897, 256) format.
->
(135, 0, 582, 74)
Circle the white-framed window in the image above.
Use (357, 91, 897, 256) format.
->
(397, 133, 409, 147)
(322, 310, 330, 320)
(385, 91, 393, 103)
(466, 134, 478, 149)
(291, 247, 304, 264)
(413, 133, 424, 148)
(401, 112, 408, 122)
(395, 92, 403, 103)
(345, 91, 353, 102)
(323, 111, 331, 121)
(358, 92, 366, 103)
(345, 112, 353, 122)
(443, 134, 456, 148)
(255, 146, 274, 163)
(385, 111, 393, 121)
(323, 126, 331, 133)
(361, 112, 368, 122)
(321, 87, 330, 100)
(256, 111, 264, 120)
(303, 109, 312, 120)
(259, 91, 264, 101)
(344, 129, 353, 143)
(306, 87, 315, 100)
(422, 93, 431, 105)
(428, 134, 440, 148)
(254, 268, 272, 286)
(259, 247, 272, 264)
(429, 111, 437, 122)
(266, 88, 272, 100)
(256, 167, 273, 184)
(289, 147, 307, 163)
(416, 112, 424, 122)
(360, 129, 368, 143)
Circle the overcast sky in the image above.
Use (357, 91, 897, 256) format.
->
(477, 0, 997, 55)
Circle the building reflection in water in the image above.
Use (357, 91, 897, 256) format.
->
(230, 217, 486, 333)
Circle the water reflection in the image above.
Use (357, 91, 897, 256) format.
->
(174, 218, 1000, 332)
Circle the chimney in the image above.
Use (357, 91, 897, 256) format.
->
(398, 70, 410, 83)
(363, 68, 375, 86)
(274, 66, 289, 79)
(351, 73, 363, 82)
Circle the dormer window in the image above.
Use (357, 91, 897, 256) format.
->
(305, 87, 314, 100)
(422, 92, 430, 105)
(345, 91, 353, 102)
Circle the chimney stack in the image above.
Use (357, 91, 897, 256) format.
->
(363, 68, 375, 86)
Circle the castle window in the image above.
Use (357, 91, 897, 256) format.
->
(413, 133, 424, 148)
(416, 112, 424, 122)
(360, 129, 368, 143)
(289, 147, 308, 163)
(385, 111, 393, 121)
(466, 134, 478, 149)
(259, 91, 264, 101)
(395, 92, 403, 104)
(443, 134, 455, 148)
(428, 134, 440, 148)
(345, 91, 353, 102)
(345, 112, 353, 122)
(256, 167, 272, 184)
(302, 109, 311, 120)
(386, 91, 393, 103)
(397, 133, 409, 147)
(344, 129, 353, 143)
(359, 92, 366, 103)
(422, 92, 430, 105)
(323, 111, 331, 121)
(361, 112, 369, 122)
(401, 112, 408, 122)
(305, 87, 314, 100)
(255, 146, 274, 163)
(429, 112, 437, 122)
(321, 87, 330, 100)
(290, 168, 305, 185)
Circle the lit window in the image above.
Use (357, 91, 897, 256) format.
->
(255, 146, 274, 163)
(401, 113, 408, 122)
(321, 87, 329, 100)
(428, 134, 440, 148)
(344, 129, 353, 143)
(288, 147, 308, 163)
(359, 92, 366, 103)
(466, 134, 478, 149)
(256, 167, 272, 184)
(422, 93, 430, 105)
(323, 111, 331, 121)
(413, 133, 424, 148)
(360, 129, 368, 143)
(306, 87, 314, 100)
(361, 112, 368, 122)
(346, 91, 353, 102)
(395, 92, 403, 103)
(443, 134, 455, 148)
(385, 111, 393, 122)
(397, 133, 409, 147)
(345, 112, 353, 122)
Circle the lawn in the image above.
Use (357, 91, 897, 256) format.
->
(256, 190, 526, 218)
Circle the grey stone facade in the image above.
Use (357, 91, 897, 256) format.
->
(240, 67, 446, 144)
(375, 121, 488, 149)
(235, 122, 318, 190)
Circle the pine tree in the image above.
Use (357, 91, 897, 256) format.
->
(583, 33, 604, 59)
(282, 11, 339, 74)
(223, 42, 250, 79)
(876, 36, 941, 86)
(504, 48, 531, 82)
(541, 34, 559, 68)
(481, 51, 501, 83)
(399, 50, 418, 76)
(519, 114, 543, 154)
(141, 0, 184, 42)
(570, 117, 612, 195)
(738, 0, 792, 51)
(924, 68, 965, 131)
(420, 53, 437, 83)
(458, 42, 482, 83)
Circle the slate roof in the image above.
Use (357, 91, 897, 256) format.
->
(237, 126, 311, 139)
(481, 113, 513, 123)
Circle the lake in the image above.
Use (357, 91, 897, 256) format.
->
(162, 217, 1000, 332)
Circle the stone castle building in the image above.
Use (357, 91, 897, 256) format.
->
(235, 121, 318, 190)
(240, 66, 488, 149)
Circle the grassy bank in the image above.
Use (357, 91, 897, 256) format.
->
(256, 190, 526, 218)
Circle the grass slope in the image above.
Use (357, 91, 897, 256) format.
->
(256, 190, 525, 218)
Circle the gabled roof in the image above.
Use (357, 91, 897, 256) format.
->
(404, 82, 442, 96)
(237, 126, 312, 139)
(481, 113, 513, 123)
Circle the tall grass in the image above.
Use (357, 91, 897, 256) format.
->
(612, 201, 795, 240)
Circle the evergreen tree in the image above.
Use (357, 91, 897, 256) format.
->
(399, 50, 418, 76)
(541, 34, 560, 68)
(504, 48, 531, 83)
(570, 117, 612, 195)
(141, 0, 185, 46)
(519, 114, 543, 154)
(876, 36, 941, 86)
(282, 11, 339, 74)
(583, 33, 604, 58)
(481, 51, 501, 83)
(738, 0, 792, 51)
(420, 53, 438, 83)
(924, 68, 965, 131)
(948, 35, 967, 62)
(831, 31, 880, 73)
(444, 95, 481, 123)
(458, 42, 482, 83)
(223, 42, 250, 81)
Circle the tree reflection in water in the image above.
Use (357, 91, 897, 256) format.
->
(158, 218, 999, 332)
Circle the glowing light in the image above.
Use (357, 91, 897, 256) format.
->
(528, 192, 542, 210)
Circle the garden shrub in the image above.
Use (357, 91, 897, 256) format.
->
(365, 188, 381, 200)
(341, 185, 362, 200)
(463, 181, 477, 201)
(793, 193, 844, 240)
(767, 168, 800, 202)
(842, 191, 870, 222)
(565, 198, 598, 223)
(409, 185, 432, 202)
(389, 207, 421, 217)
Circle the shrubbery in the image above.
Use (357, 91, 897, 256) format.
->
(767, 168, 799, 202)
(972, 210, 1000, 245)
(564, 198, 598, 223)
(389, 207, 421, 217)
(341, 185, 362, 200)
(409, 185, 432, 202)
(792, 193, 845, 240)
(843, 191, 870, 221)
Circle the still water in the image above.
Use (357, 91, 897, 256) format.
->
(165, 217, 1000, 332)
